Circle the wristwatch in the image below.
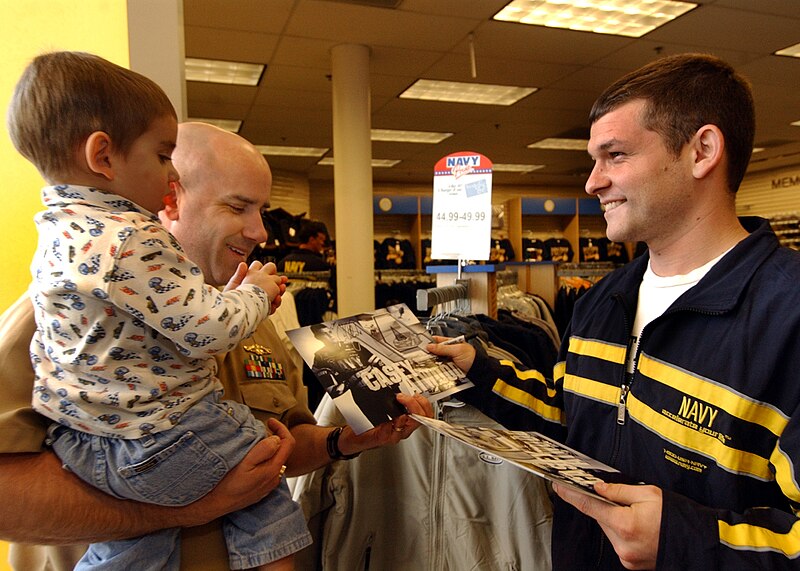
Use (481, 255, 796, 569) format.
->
(326, 426, 361, 460)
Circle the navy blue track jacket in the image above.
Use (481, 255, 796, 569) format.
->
(469, 217, 800, 569)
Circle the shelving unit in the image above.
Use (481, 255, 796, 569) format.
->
(374, 194, 610, 271)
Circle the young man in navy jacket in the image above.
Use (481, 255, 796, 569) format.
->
(432, 53, 800, 570)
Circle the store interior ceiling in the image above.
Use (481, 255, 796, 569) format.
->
(183, 0, 800, 189)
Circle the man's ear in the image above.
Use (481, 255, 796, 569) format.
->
(691, 124, 724, 180)
(84, 131, 115, 180)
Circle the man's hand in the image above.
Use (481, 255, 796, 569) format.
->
(336, 393, 434, 454)
(286, 395, 434, 475)
(427, 336, 476, 373)
(553, 482, 663, 570)
(185, 418, 294, 526)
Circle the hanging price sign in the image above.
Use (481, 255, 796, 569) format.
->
(431, 151, 492, 261)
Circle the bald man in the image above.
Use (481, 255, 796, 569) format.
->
(0, 122, 431, 570)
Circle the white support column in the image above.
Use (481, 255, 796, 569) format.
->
(127, 0, 186, 120)
(331, 44, 374, 316)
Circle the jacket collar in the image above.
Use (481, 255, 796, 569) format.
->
(610, 217, 778, 315)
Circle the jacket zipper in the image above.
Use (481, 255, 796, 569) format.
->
(616, 304, 725, 427)
(617, 382, 631, 425)
(615, 293, 637, 429)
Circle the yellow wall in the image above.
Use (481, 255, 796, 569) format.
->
(0, 0, 129, 312)
(0, 2, 129, 568)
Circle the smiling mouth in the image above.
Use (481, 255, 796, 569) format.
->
(228, 245, 248, 257)
(602, 200, 625, 213)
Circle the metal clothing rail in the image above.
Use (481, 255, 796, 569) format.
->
(416, 280, 469, 312)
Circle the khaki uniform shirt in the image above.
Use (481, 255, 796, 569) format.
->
(0, 294, 315, 571)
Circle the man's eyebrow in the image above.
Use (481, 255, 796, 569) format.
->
(229, 194, 270, 210)
(229, 194, 257, 204)
(597, 138, 621, 151)
(588, 138, 622, 158)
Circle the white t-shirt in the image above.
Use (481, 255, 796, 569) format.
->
(626, 249, 731, 373)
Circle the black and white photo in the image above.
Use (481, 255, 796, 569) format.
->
(288, 304, 473, 433)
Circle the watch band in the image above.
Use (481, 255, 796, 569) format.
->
(326, 426, 361, 460)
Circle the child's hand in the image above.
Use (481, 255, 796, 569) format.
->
(222, 262, 249, 293)
(239, 261, 287, 314)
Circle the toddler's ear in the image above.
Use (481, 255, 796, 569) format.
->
(84, 131, 115, 180)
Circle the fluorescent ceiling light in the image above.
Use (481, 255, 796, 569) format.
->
(752, 147, 765, 153)
(255, 145, 329, 157)
(527, 138, 588, 151)
(185, 57, 264, 86)
(775, 43, 800, 58)
(494, 0, 697, 38)
(493, 163, 545, 173)
(318, 158, 401, 168)
(400, 79, 537, 106)
(187, 118, 242, 133)
(371, 129, 453, 144)
(792, 120, 800, 127)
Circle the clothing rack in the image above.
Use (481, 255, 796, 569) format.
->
(557, 262, 616, 278)
(376, 269, 436, 284)
(506, 262, 559, 309)
(418, 265, 500, 319)
(495, 269, 520, 289)
(416, 281, 469, 313)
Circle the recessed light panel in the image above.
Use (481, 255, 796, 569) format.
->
(775, 43, 800, 58)
(493, 163, 545, 173)
(318, 158, 401, 168)
(400, 79, 537, 106)
(371, 129, 453, 144)
(527, 138, 588, 151)
(185, 58, 264, 86)
(494, 0, 697, 38)
(255, 145, 329, 157)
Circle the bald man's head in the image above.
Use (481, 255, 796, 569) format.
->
(173, 122, 271, 192)
(161, 122, 272, 286)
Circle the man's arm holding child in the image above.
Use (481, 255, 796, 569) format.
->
(0, 295, 289, 544)
(0, 435, 287, 544)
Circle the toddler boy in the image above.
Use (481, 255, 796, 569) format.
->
(7, 51, 311, 570)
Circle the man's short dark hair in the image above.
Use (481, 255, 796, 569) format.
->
(589, 53, 755, 193)
(298, 220, 328, 244)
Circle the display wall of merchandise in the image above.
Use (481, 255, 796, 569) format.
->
(736, 166, 800, 218)
(769, 214, 800, 251)
(280, 164, 800, 273)
(369, 193, 610, 270)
